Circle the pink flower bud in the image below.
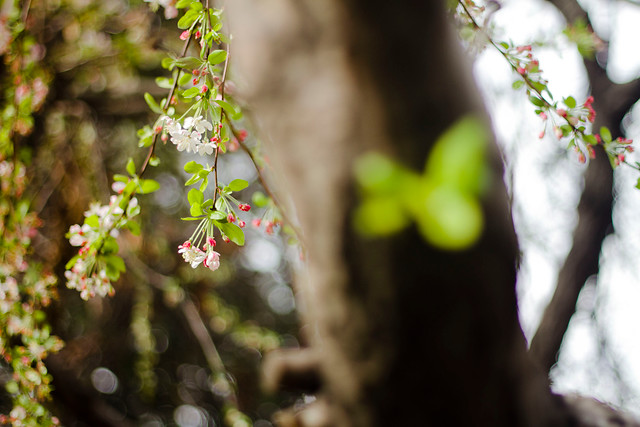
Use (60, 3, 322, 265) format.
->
(252, 218, 261, 228)
(556, 109, 567, 118)
(238, 220, 246, 228)
(227, 213, 235, 223)
(180, 30, 190, 41)
(239, 203, 251, 212)
(201, 85, 208, 93)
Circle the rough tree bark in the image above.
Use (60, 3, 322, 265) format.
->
(228, 1, 639, 426)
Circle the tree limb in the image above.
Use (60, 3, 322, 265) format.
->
(530, 0, 640, 372)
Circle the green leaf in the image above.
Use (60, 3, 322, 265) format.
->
(85, 214, 100, 228)
(123, 180, 137, 196)
(65, 255, 80, 270)
(560, 125, 573, 137)
(125, 220, 140, 235)
(126, 158, 136, 176)
(185, 174, 201, 186)
(202, 199, 213, 210)
(106, 255, 126, 273)
(113, 174, 129, 183)
(228, 179, 248, 192)
(190, 203, 203, 216)
(529, 96, 545, 107)
(414, 187, 484, 250)
(207, 49, 227, 65)
(199, 176, 209, 192)
(252, 191, 269, 208)
(512, 80, 524, 90)
(182, 87, 200, 99)
(177, 9, 200, 29)
(209, 210, 226, 220)
(583, 134, 597, 145)
(564, 96, 576, 109)
(144, 92, 163, 114)
(425, 115, 489, 195)
(181, 216, 204, 220)
(102, 236, 119, 255)
(215, 197, 224, 211)
(354, 152, 407, 195)
(217, 222, 245, 246)
(161, 57, 175, 70)
(176, 0, 192, 8)
(139, 179, 160, 194)
(155, 77, 174, 89)
(215, 100, 242, 120)
(189, 1, 203, 11)
(179, 72, 192, 86)
(530, 81, 547, 93)
(175, 56, 204, 70)
(184, 161, 204, 173)
(353, 196, 409, 237)
(600, 126, 612, 143)
(188, 188, 204, 205)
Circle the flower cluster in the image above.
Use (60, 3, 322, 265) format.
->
(459, 1, 638, 175)
(163, 116, 218, 156)
(65, 193, 139, 300)
(178, 237, 220, 271)
(0, 162, 63, 426)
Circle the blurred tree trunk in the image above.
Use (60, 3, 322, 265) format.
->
(228, 1, 637, 426)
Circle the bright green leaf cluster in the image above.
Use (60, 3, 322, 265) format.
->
(354, 115, 490, 250)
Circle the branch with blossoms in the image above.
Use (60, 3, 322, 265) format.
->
(456, 1, 638, 177)
(66, 0, 304, 301)
(0, 2, 63, 425)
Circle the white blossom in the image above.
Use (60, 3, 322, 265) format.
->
(184, 116, 213, 134)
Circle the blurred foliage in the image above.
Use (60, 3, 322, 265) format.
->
(354, 115, 490, 250)
(1, 0, 299, 425)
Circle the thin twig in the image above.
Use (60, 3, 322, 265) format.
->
(225, 115, 305, 248)
(139, 34, 193, 177)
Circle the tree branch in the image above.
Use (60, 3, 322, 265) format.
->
(529, 0, 640, 372)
